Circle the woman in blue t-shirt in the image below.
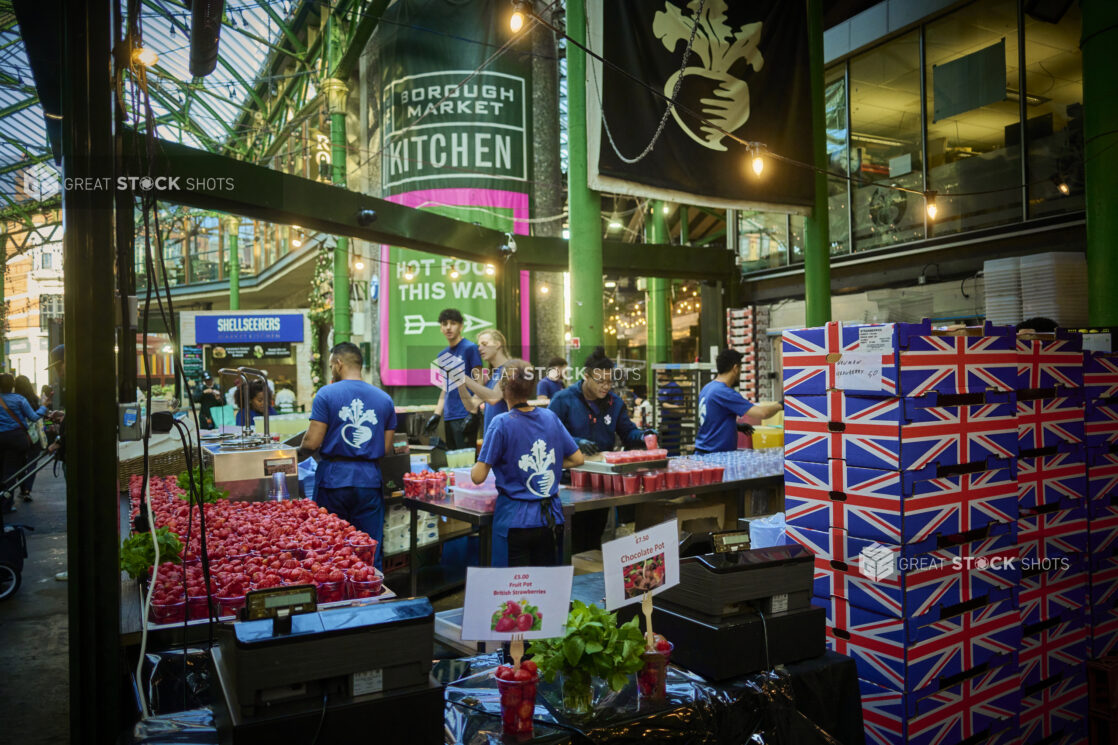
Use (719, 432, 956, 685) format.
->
(458, 329, 512, 437)
(471, 359, 585, 567)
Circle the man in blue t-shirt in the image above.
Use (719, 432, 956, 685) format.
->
(535, 357, 568, 401)
(549, 347, 651, 454)
(472, 360, 584, 566)
(694, 349, 783, 454)
(425, 308, 483, 449)
(301, 342, 397, 569)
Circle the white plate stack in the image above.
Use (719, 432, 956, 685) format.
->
(983, 256, 1022, 325)
(1019, 252, 1088, 326)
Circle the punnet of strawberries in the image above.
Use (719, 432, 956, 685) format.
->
(131, 475, 382, 622)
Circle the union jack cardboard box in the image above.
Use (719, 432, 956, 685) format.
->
(1086, 351, 1118, 403)
(1017, 331, 1084, 391)
(1018, 450, 1087, 512)
(818, 594, 1020, 695)
(782, 320, 1017, 398)
(1086, 403, 1118, 451)
(1019, 671, 1088, 745)
(858, 660, 1019, 745)
(1018, 504, 1089, 563)
(1089, 450, 1118, 515)
(789, 522, 1018, 621)
(1020, 614, 1089, 688)
(784, 391, 1017, 471)
(1090, 556, 1118, 621)
(1091, 607, 1118, 658)
(1017, 390, 1086, 455)
(784, 459, 1018, 550)
(1019, 555, 1089, 627)
(1089, 505, 1118, 569)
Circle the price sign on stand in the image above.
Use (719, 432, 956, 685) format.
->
(601, 519, 680, 611)
(461, 566, 574, 641)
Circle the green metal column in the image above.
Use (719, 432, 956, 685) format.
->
(566, 0, 603, 361)
(1083, 0, 1118, 326)
(223, 216, 240, 309)
(803, 0, 832, 326)
(646, 201, 671, 363)
(325, 77, 351, 343)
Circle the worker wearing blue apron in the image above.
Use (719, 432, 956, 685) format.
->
(457, 329, 511, 437)
(472, 360, 584, 566)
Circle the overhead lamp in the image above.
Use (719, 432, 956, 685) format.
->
(605, 281, 616, 288)
(354, 260, 365, 270)
(749, 146, 765, 177)
(661, 204, 670, 215)
(1051, 175, 1070, 196)
(485, 264, 496, 276)
(562, 228, 570, 240)
(510, 0, 529, 32)
(539, 283, 550, 295)
(403, 269, 415, 281)
(450, 268, 460, 280)
(608, 218, 622, 231)
(161, 344, 174, 354)
(133, 46, 159, 67)
(924, 191, 938, 220)
(292, 238, 302, 247)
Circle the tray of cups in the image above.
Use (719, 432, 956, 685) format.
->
(574, 451, 668, 475)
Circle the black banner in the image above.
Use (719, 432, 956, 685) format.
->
(591, 0, 813, 210)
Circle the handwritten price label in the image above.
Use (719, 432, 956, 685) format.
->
(834, 353, 883, 392)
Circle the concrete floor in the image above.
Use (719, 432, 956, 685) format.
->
(0, 466, 70, 745)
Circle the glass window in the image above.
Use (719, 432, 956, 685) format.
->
(1024, 3, 1083, 217)
(737, 211, 791, 271)
(40, 252, 51, 270)
(826, 69, 851, 256)
(849, 31, 925, 251)
(925, 0, 1022, 236)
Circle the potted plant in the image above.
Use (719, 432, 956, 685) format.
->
(527, 600, 646, 714)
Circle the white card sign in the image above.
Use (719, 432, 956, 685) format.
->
(601, 519, 680, 611)
(858, 324, 895, 355)
(834, 353, 883, 391)
(461, 566, 574, 641)
(1083, 333, 1112, 354)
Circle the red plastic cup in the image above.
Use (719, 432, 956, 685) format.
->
(346, 571, 384, 598)
(711, 466, 724, 483)
(149, 600, 186, 624)
(214, 594, 246, 618)
(497, 670, 539, 741)
(667, 471, 681, 489)
(603, 473, 614, 493)
(622, 474, 639, 495)
(346, 539, 376, 565)
(642, 472, 659, 493)
(637, 640, 674, 701)
(187, 594, 212, 621)
(589, 472, 603, 491)
(611, 474, 624, 493)
(643, 433, 659, 450)
(316, 580, 345, 604)
(571, 470, 588, 488)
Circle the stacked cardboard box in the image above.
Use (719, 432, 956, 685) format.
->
(782, 320, 1022, 745)
(1088, 350, 1118, 665)
(726, 307, 758, 401)
(1015, 330, 1089, 745)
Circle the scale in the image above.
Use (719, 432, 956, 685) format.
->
(711, 529, 752, 554)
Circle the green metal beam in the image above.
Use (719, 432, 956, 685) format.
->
(258, 1, 307, 55)
(0, 152, 52, 176)
(331, 0, 391, 80)
(0, 94, 39, 119)
(693, 227, 726, 247)
(646, 202, 671, 363)
(803, 0, 832, 326)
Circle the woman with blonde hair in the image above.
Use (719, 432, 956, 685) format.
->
(459, 328, 515, 436)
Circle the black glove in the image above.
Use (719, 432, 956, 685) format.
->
(737, 423, 755, 436)
(424, 414, 441, 435)
(577, 438, 600, 455)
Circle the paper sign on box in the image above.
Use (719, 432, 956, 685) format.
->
(601, 519, 680, 610)
(460, 566, 573, 641)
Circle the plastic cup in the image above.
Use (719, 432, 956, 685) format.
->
(346, 539, 376, 565)
(644, 433, 659, 450)
(611, 474, 624, 493)
(571, 470, 588, 489)
(622, 474, 639, 495)
(590, 472, 603, 491)
(603, 473, 614, 493)
(642, 472, 659, 493)
(214, 594, 246, 619)
(187, 594, 212, 621)
(711, 466, 724, 483)
(666, 471, 680, 489)
(637, 651, 669, 701)
(346, 572, 384, 599)
(497, 671, 539, 741)
(316, 580, 345, 604)
(149, 600, 186, 624)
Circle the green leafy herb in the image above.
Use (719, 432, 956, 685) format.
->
(120, 527, 183, 579)
(526, 600, 646, 693)
(176, 467, 228, 504)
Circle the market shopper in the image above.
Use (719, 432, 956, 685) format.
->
(300, 342, 396, 570)
(694, 350, 783, 454)
(458, 329, 512, 437)
(0, 373, 48, 514)
(471, 359, 584, 566)
(193, 371, 224, 429)
(234, 379, 278, 427)
(426, 308, 483, 449)
(549, 347, 650, 454)
(536, 357, 568, 401)
(13, 375, 45, 502)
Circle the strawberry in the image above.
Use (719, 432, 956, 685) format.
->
(495, 616, 517, 632)
(495, 665, 514, 680)
(517, 700, 533, 719)
(505, 600, 521, 617)
(520, 660, 538, 676)
(513, 667, 532, 682)
(655, 639, 672, 653)
(516, 612, 534, 631)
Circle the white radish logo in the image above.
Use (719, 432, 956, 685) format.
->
(338, 398, 378, 449)
(653, 0, 764, 152)
(518, 439, 557, 497)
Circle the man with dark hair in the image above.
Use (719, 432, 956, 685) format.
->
(536, 356, 568, 401)
(1018, 317, 1059, 334)
(549, 347, 649, 454)
(694, 349, 783, 454)
(300, 342, 396, 569)
(426, 308, 483, 449)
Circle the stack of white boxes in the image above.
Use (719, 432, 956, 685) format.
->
(726, 307, 757, 401)
(382, 503, 440, 556)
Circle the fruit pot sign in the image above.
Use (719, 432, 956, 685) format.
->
(461, 566, 574, 641)
(601, 519, 681, 610)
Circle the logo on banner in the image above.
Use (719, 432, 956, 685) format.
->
(653, 0, 765, 151)
(431, 351, 467, 391)
(338, 398, 378, 448)
(858, 543, 896, 582)
(518, 439, 557, 497)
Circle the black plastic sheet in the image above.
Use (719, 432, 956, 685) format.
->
(136, 648, 215, 715)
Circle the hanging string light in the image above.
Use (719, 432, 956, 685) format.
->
(924, 191, 938, 220)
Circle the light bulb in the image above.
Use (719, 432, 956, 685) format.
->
(354, 260, 365, 270)
(751, 154, 764, 177)
(485, 264, 496, 275)
(925, 191, 938, 220)
(539, 284, 550, 295)
(133, 47, 159, 67)
(404, 270, 415, 281)
(661, 204, 669, 215)
(292, 239, 302, 247)
(510, 9, 525, 32)
(450, 269, 460, 280)
(1057, 182, 1070, 195)
(609, 219, 621, 230)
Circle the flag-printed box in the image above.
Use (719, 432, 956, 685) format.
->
(1090, 556, 1118, 618)
(1019, 556, 1089, 627)
(1092, 610, 1118, 658)
(1087, 351, 1118, 403)
(1020, 614, 1089, 688)
(1089, 450, 1118, 514)
(1086, 404, 1118, 451)
(782, 320, 1017, 399)
(1017, 331, 1084, 391)
(785, 460, 1019, 550)
(1020, 671, 1088, 745)
(818, 594, 1020, 695)
(1089, 505, 1118, 568)
(1019, 504, 1089, 562)
(859, 662, 1019, 745)
(1018, 390, 1086, 454)
(784, 391, 1017, 472)
(1019, 451, 1087, 511)
(788, 523, 1018, 621)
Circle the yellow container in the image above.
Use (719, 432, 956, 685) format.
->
(751, 425, 784, 449)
